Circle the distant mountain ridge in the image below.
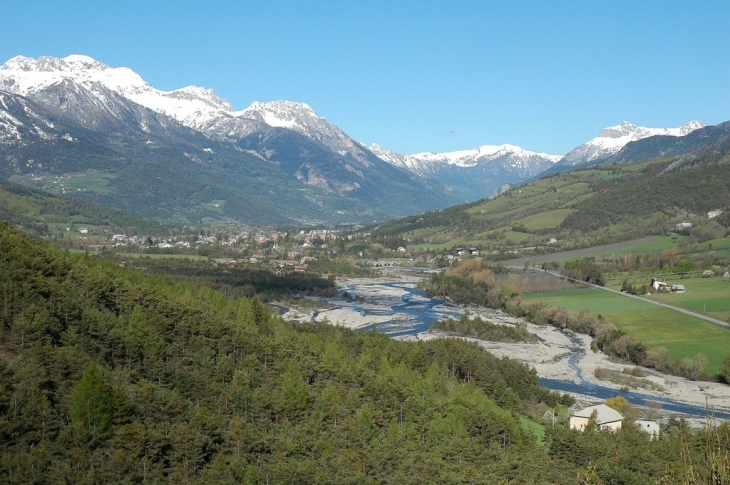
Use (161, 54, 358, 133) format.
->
(0, 54, 718, 224)
(366, 143, 559, 200)
(0, 54, 461, 223)
(0, 56, 382, 167)
(608, 121, 730, 168)
(543, 120, 706, 175)
(0, 54, 564, 203)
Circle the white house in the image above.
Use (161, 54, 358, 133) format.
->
(570, 404, 623, 432)
(675, 222, 692, 231)
(651, 279, 668, 291)
(635, 420, 660, 440)
(708, 209, 723, 219)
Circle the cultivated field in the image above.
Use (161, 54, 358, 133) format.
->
(523, 287, 730, 375)
(606, 274, 730, 323)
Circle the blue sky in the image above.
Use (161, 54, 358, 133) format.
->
(2, 1, 728, 155)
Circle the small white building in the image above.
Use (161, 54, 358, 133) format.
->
(570, 404, 623, 432)
(675, 222, 692, 231)
(635, 420, 660, 440)
(651, 278, 668, 291)
(708, 209, 723, 219)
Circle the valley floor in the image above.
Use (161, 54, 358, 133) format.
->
(279, 273, 730, 422)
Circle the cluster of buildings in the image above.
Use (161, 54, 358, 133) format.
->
(650, 278, 685, 293)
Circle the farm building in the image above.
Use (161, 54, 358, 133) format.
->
(651, 279, 668, 291)
(569, 404, 623, 432)
(635, 420, 660, 440)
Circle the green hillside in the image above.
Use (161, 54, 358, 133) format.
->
(0, 180, 162, 237)
(0, 221, 575, 483)
(371, 157, 730, 256)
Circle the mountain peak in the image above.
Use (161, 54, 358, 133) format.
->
(59, 54, 108, 70)
(598, 121, 641, 138)
(236, 100, 322, 131)
(680, 120, 706, 134)
(1, 54, 110, 74)
(558, 119, 707, 167)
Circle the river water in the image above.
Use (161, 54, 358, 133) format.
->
(326, 275, 730, 421)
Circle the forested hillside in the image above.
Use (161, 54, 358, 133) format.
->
(0, 222, 568, 483)
(367, 156, 730, 254)
(561, 160, 730, 232)
(0, 181, 162, 237)
(3, 222, 730, 484)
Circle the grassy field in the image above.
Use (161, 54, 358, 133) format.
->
(607, 274, 730, 323)
(518, 209, 575, 230)
(524, 287, 730, 375)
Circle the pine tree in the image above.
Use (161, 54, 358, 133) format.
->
(70, 362, 112, 436)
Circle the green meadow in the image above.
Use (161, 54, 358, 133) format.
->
(524, 287, 730, 374)
(606, 273, 730, 323)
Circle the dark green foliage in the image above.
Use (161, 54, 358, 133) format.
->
(432, 314, 536, 343)
(0, 221, 579, 483)
(306, 257, 376, 277)
(720, 355, 730, 384)
(70, 363, 112, 435)
(2, 221, 729, 482)
(563, 258, 605, 286)
(561, 162, 730, 233)
(422, 273, 494, 307)
(122, 256, 339, 299)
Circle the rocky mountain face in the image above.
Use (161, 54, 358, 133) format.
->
(0, 55, 460, 223)
(543, 120, 706, 175)
(366, 143, 559, 200)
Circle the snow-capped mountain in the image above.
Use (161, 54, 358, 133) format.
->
(0, 55, 232, 129)
(0, 55, 372, 165)
(366, 142, 560, 200)
(555, 120, 706, 169)
(0, 54, 460, 223)
(203, 100, 374, 166)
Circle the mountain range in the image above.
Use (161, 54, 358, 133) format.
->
(367, 143, 559, 200)
(0, 55, 462, 224)
(0, 54, 719, 224)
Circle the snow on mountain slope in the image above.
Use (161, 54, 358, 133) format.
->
(0, 91, 60, 141)
(365, 142, 560, 200)
(558, 120, 706, 167)
(0, 55, 233, 130)
(366, 142, 560, 176)
(211, 100, 375, 165)
(0, 55, 372, 163)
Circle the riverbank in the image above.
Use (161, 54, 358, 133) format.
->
(279, 272, 730, 420)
